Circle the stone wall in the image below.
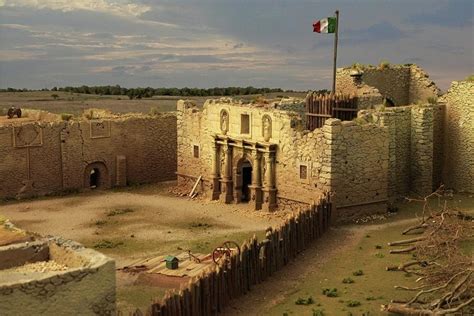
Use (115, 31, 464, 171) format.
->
(0, 237, 115, 315)
(0, 114, 177, 199)
(441, 81, 474, 192)
(375, 107, 412, 200)
(410, 105, 434, 196)
(326, 119, 389, 220)
(178, 99, 393, 221)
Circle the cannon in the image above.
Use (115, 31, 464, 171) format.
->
(7, 107, 22, 119)
(212, 240, 241, 265)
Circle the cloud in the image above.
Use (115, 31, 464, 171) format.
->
(405, 0, 473, 27)
(1, 0, 151, 18)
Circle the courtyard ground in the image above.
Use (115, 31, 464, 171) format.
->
(0, 181, 287, 312)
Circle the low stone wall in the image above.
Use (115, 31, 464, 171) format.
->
(0, 237, 116, 315)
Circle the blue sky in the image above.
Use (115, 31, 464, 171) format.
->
(0, 0, 472, 90)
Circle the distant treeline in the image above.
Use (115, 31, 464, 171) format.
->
(0, 85, 309, 99)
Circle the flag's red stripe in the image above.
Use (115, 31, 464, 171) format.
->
(313, 21, 321, 33)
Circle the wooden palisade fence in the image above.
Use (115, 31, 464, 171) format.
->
(305, 92, 358, 130)
(131, 195, 332, 316)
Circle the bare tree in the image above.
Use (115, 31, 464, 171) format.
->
(381, 187, 473, 315)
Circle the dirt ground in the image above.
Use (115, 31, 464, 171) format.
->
(0, 181, 288, 312)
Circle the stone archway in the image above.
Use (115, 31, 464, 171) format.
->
(84, 162, 110, 190)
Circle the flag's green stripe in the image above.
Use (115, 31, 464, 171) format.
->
(327, 17, 337, 33)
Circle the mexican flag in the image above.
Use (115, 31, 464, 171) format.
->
(313, 17, 337, 33)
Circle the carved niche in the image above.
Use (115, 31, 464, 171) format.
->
(220, 110, 229, 135)
(262, 115, 272, 142)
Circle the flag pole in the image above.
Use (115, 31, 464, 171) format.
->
(332, 10, 339, 93)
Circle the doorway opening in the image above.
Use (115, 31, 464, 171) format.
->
(90, 168, 100, 189)
(241, 161, 252, 202)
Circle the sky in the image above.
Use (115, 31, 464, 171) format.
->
(0, 0, 472, 91)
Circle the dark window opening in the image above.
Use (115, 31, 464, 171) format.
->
(193, 145, 199, 158)
(384, 98, 395, 107)
(241, 162, 252, 202)
(299, 165, 308, 180)
(241, 114, 250, 134)
(90, 168, 100, 189)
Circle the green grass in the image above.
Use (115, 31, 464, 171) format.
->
(117, 285, 167, 314)
(106, 207, 135, 217)
(267, 221, 419, 315)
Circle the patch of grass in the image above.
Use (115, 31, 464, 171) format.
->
(465, 74, 474, 81)
(60, 113, 73, 121)
(375, 253, 385, 258)
(295, 296, 314, 305)
(107, 208, 134, 216)
(322, 288, 338, 297)
(190, 222, 212, 229)
(366, 296, 376, 301)
(379, 60, 390, 70)
(342, 277, 355, 284)
(312, 309, 325, 316)
(375, 245, 382, 249)
(149, 106, 160, 116)
(117, 285, 166, 315)
(352, 270, 364, 276)
(93, 239, 124, 249)
(95, 220, 107, 226)
(346, 300, 361, 307)
(427, 96, 438, 104)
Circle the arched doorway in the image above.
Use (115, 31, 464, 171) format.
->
(84, 162, 110, 190)
(241, 161, 252, 202)
(89, 168, 100, 189)
(235, 158, 252, 203)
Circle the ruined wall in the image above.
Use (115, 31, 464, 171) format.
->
(0, 114, 177, 199)
(408, 65, 441, 103)
(336, 65, 440, 106)
(0, 238, 115, 315)
(0, 123, 64, 199)
(368, 104, 438, 199)
(374, 107, 412, 200)
(325, 119, 389, 220)
(441, 81, 474, 192)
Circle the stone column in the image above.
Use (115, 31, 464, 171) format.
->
(220, 142, 234, 203)
(262, 150, 277, 211)
(248, 149, 263, 210)
(210, 140, 221, 200)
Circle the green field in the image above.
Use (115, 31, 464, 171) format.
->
(0, 91, 307, 117)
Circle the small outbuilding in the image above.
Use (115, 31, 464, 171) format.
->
(165, 255, 179, 270)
